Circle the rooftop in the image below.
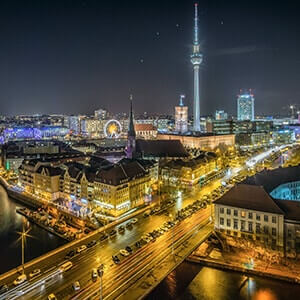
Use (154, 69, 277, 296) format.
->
(214, 184, 284, 215)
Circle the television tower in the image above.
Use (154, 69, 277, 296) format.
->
(191, 3, 203, 132)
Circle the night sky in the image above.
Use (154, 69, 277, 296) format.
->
(0, 0, 299, 117)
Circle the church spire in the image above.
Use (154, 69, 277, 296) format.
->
(128, 94, 136, 137)
(126, 94, 136, 159)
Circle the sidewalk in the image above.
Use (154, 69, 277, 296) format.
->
(188, 244, 300, 284)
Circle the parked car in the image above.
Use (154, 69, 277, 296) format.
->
(125, 246, 133, 253)
(0, 284, 8, 294)
(131, 218, 138, 224)
(120, 249, 130, 257)
(76, 245, 87, 253)
(65, 250, 75, 259)
(118, 225, 125, 233)
(47, 293, 57, 300)
(91, 268, 98, 280)
(109, 229, 117, 237)
(112, 255, 121, 264)
(87, 240, 97, 248)
(13, 274, 27, 286)
(72, 281, 80, 291)
(99, 233, 108, 242)
(29, 268, 41, 279)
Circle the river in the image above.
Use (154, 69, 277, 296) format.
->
(147, 261, 300, 300)
(0, 185, 66, 275)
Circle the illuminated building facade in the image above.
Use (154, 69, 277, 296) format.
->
(237, 90, 255, 121)
(190, 3, 203, 132)
(134, 123, 157, 139)
(157, 133, 235, 150)
(175, 95, 188, 133)
(0, 126, 69, 143)
(81, 118, 104, 137)
(160, 151, 220, 188)
(214, 166, 300, 254)
(19, 156, 154, 217)
(94, 108, 107, 120)
(215, 110, 228, 120)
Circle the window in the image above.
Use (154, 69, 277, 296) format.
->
(241, 220, 245, 231)
(234, 210, 238, 217)
(234, 219, 238, 230)
(248, 222, 253, 232)
(241, 211, 246, 218)
(227, 219, 231, 227)
(272, 216, 276, 224)
(256, 223, 261, 234)
(248, 212, 253, 219)
(256, 214, 260, 221)
(264, 226, 268, 234)
(220, 207, 224, 214)
(220, 217, 224, 225)
(264, 215, 269, 222)
(288, 229, 292, 238)
(227, 208, 231, 215)
(272, 228, 276, 236)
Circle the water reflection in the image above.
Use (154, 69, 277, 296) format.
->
(0, 185, 66, 274)
(147, 262, 300, 300)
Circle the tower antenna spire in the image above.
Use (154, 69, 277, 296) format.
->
(194, 3, 199, 45)
(191, 3, 203, 132)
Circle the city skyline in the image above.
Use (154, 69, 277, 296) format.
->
(0, 0, 299, 117)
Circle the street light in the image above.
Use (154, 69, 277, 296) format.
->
(169, 213, 175, 260)
(97, 263, 104, 300)
(16, 223, 32, 274)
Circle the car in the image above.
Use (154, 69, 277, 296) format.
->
(143, 212, 149, 218)
(13, 274, 27, 286)
(29, 268, 41, 279)
(59, 261, 73, 272)
(118, 225, 125, 233)
(0, 284, 8, 295)
(65, 250, 75, 259)
(109, 229, 117, 237)
(135, 241, 141, 248)
(97, 264, 104, 276)
(84, 228, 91, 234)
(87, 240, 97, 248)
(47, 293, 57, 300)
(91, 268, 98, 280)
(131, 218, 138, 224)
(120, 249, 130, 257)
(125, 246, 133, 253)
(76, 245, 87, 253)
(99, 233, 108, 241)
(112, 255, 121, 264)
(72, 281, 80, 291)
(126, 222, 132, 229)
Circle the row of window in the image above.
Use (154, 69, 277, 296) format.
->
(219, 217, 277, 235)
(219, 207, 277, 223)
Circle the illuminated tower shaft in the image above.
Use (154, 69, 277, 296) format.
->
(191, 3, 203, 132)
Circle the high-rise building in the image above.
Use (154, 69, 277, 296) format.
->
(215, 110, 228, 120)
(190, 3, 203, 132)
(175, 95, 188, 133)
(95, 108, 107, 120)
(69, 115, 82, 134)
(237, 90, 255, 121)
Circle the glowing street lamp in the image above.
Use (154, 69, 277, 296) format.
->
(16, 224, 32, 274)
(169, 213, 175, 260)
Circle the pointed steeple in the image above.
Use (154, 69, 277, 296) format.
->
(126, 94, 136, 159)
(128, 94, 136, 137)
